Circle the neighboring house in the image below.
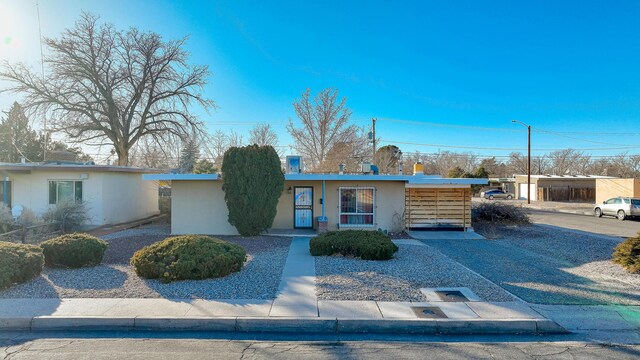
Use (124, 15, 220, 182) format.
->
(0, 162, 160, 228)
(487, 177, 516, 195)
(514, 174, 616, 202)
(143, 171, 486, 235)
(595, 178, 640, 203)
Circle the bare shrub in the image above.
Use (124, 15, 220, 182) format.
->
(472, 202, 531, 225)
(16, 208, 41, 228)
(0, 205, 14, 233)
(43, 201, 90, 233)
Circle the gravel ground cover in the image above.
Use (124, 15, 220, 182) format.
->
(315, 242, 515, 302)
(430, 225, 640, 305)
(0, 226, 291, 299)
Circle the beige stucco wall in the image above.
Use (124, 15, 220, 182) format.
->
(3, 170, 158, 226)
(101, 173, 159, 224)
(171, 180, 239, 235)
(171, 179, 407, 235)
(596, 178, 640, 203)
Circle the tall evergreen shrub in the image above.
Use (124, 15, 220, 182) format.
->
(221, 145, 285, 236)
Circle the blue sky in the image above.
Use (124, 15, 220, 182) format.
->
(1, 0, 639, 160)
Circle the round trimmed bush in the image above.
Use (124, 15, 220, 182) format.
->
(0, 241, 44, 290)
(310, 230, 399, 260)
(130, 235, 247, 283)
(613, 233, 640, 273)
(40, 233, 108, 268)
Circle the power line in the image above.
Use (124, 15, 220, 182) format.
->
(380, 139, 640, 151)
(377, 118, 524, 132)
(377, 117, 640, 137)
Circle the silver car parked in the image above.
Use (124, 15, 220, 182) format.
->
(480, 189, 514, 200)
(594, 197, 640, 221)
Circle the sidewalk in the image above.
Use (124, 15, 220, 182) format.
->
(0, 297, 567, 335)
(516, 200, 593, 216)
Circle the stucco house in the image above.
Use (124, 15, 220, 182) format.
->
(0, 162, 160, 228)
(515, 174, 615, 202)
(595, 178, 640, 203)
(143, 170, 486, 235)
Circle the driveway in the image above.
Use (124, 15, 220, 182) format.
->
(530, 210, 640, 239)
(424, 225, 640, 305)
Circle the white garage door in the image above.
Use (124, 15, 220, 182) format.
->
(519, 184, 537, 201)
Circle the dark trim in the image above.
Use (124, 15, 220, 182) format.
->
(293, 186, 314, 229)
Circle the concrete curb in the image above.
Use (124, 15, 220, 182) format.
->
(0, 316, 568, 335)
(528, 207, 593, 216)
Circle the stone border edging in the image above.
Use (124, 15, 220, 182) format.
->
(0, 316, 567, 335)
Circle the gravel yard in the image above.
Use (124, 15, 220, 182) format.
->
(0, 226, 291, 300)
(315, 241, 515, 302)
(430, 225, 640, 305)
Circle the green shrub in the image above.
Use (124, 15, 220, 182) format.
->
(221, 145, 284, 236)
(42, 201, 90, 232)
(40, 233, 108, 268)
(310, 230, 399, 260)
(472, 202, 530, 225)
(0, 241, 44, 290)
(613, 233, 640, 273)
(130, 235, 247, 283)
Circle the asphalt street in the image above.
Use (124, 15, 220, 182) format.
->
(2, 332, 640, 359)
(529, 210, 640, 239)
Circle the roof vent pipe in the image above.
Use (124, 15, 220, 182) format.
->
(339, 164, 345, 175)
(20, 156, 26, 164)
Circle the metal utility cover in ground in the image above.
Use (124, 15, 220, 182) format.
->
(411, 306, 448, 319)
(435, 290, 469, 302)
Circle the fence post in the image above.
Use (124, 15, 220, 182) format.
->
(20, 225, 26, 244)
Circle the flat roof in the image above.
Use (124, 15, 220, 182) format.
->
(0, 163, 160, 174)
(514, 174, 617, 180)
(142, 173, 488, 185)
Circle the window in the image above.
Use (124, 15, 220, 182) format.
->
(339, 187, 375, 226)
(614, 198, 623, 205)
(0, 180, 11, 208)
(605, 198, 616, 204)
(49, 181, 83, 204)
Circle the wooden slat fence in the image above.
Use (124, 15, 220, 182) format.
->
(405, 188, 471, 229)
(538, 187, 595, 202)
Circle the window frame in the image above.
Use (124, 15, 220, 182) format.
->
(338, 186, 376, 227)
(48, 180, 83, 205)
(0, 180, 11, 208)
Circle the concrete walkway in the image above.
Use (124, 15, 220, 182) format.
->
(269, 237, 318, 317)
(407, 231, 486, 241)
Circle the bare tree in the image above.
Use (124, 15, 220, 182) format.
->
(129, 136, 179, 169)
(402, 151, 425, 174)
(201, 129, 229, 169)
(228, 130, 244, 148)
(0, 13, 214, 165)
(249, 123, 278, 147)
(423, 151, 477, 176)
(375, 145, 402, 174)
(287, 88, 366, 171)
(548, 149, 584, 175)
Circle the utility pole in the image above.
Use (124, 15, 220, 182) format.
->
(512, 120, 532, 204)
(527, 124, 531, 205)
(371, 118, 377, 166)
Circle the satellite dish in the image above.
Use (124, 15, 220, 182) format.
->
(11, 205, 23, 219)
